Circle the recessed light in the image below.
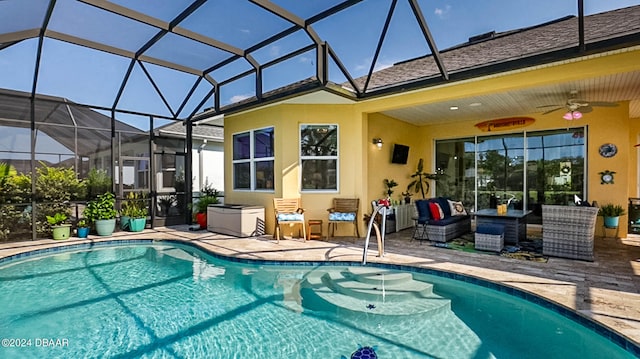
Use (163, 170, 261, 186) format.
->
(450, 106, 459, 110)
(469, 102, 482, 107)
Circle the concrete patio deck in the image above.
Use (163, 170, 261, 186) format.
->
(1, 226, 639, 350)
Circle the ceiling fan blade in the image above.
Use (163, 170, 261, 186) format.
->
(589, 101, 618, 107)
(542, 107, 563, 115)
(580, 106, 593, 114)
(536, 104, 562, 108)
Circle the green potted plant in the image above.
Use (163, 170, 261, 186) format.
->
(194, 194, 220, 229)
(84, 192, 117, 236)
(76, 218, 90, 238)
(598, 203, 626, 228)
(383, 178, 398, 198)
(47, 212, 71, 240)
(407, 158, 439, 199)
(126, 192, 148, 232)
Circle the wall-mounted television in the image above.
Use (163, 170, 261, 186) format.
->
(391, 144, 409, 164)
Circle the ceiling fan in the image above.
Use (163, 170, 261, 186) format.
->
(537, 90, 618, 119)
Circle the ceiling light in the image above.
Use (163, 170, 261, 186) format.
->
(449, 106, 459, 110)
(469, 102, 482, 107)
(563, 111, 582, 120)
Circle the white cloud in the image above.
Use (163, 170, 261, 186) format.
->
(269, 45, 281, 58)
(434, 5, 451, 19)
(229, 93, 252, 103)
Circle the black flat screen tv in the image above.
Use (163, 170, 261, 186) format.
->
(391, 144, 409, 164)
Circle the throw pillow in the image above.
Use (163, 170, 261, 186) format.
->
(448, 200, 467, 216)
(429, 202, 443, 220)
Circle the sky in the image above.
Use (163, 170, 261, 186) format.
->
(1, 0, 639, 130)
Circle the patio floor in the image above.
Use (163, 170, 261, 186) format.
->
(1, 225, 639, 348)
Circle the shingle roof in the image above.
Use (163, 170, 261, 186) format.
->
(156, 121, 224, 141)
(349, 5, 640, 92)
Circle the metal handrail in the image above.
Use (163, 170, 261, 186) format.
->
(362, 202, 388, 265)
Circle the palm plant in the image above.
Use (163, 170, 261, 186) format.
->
(407, 158, 438, 199)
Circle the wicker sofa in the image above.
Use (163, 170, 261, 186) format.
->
(413, 197, 471, 243)
(541, 204, 599, 261)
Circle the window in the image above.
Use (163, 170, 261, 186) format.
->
(233, 127, 274, 191)
(435, 127, 585, 224)
(300, 124, 338, 191)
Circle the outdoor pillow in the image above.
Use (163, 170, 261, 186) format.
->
(436, 197, 452, 217)
(429, 202, 443, 220)
(448, 200, 467, 216)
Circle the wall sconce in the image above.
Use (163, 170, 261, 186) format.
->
(372, 138, 383, 149)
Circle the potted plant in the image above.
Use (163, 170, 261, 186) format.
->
(407, 158, 438, 199)
(85, 192, 117, 236)
(598, 203, 626, 228)
(158, 195, 176, 216)
(47, 212, 71, 240)
(120, 192, 148, 231)
(195, 194, 220, 229)
(76, 218, 90, 238)
(126, 192, 148, 232)
(383, 178, 398, 198)
(402, 191, 413, 204)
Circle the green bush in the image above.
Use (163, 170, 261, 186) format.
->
(85, 168, 112, 200)
(85, 192, 117, 222)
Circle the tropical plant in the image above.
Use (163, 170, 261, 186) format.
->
(85, 168, 112, 200)
(46, 212, 68, 226)
(383, 179, 398, 197)
(0, 162, 17, 188)
(195, 195, 220, 213)
(407, 158, 438, 199)
(84, 192, 117, 222)
(76, 218, 89, 228)
(121, 192, 148, 218)
(598, 203, 626, 217)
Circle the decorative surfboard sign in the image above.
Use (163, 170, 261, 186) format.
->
(475, 117, 535, 132)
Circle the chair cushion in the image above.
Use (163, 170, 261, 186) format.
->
(476, 224, 505, 235)
(448, 200, 467, 216)
(329, 212, 356, 221)
(429, 202, 443, 220)
(277, 213, 304, 221)
(428, 216, 458, 226)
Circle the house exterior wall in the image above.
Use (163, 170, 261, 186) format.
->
(223, 48, 640, 238)
(223, 104, 366, 237)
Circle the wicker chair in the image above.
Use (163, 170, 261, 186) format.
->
(542, 205, 599, 261)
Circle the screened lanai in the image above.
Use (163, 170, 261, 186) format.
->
(2, 0, 640, 240)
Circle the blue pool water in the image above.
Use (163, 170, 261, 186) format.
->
(0, 242, 636, 359)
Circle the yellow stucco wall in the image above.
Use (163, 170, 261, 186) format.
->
(222, 48, 640, 239)
(223, 104, 366, 237)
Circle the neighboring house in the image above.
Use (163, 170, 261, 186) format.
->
(154, 120, 224, 196)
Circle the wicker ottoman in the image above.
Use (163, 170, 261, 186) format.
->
(475, 224, 505, 252)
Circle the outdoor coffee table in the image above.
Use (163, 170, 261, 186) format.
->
(473, 209, 532, 245)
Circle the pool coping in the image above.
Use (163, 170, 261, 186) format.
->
(1, 237, 638, 357)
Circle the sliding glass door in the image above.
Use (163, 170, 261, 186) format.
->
(435, 127, 585, 224)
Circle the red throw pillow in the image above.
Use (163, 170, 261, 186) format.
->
(429, 202, 442, 220)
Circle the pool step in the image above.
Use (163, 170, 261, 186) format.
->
(300, 267, 451, 317)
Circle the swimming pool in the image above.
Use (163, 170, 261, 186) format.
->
(0, 241, 636, 358)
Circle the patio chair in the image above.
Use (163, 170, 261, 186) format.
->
(542, 205, 599, 261)
(273, 198, 306, 243)
(327, 198, 360, 239)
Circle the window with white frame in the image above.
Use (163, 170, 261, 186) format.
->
(300, 124, 338, 191)
(233, 127, 274, 191)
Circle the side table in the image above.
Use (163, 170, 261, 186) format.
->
(307, 219, 323, 240)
